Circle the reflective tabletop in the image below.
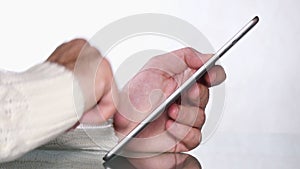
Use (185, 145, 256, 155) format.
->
(1, 129, 299, 169)
(0, 150, 200, 169)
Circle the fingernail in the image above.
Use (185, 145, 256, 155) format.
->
(170, 105, 179, 119)
(189, 84, 199, 100)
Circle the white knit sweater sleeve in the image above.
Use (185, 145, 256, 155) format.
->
(0, 62, 85, 163)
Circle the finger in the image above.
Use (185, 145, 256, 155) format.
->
(57, 39, 90, 64)
(47, 42, 69, 62)
(79, 90, 116, 125)
(128, 153, 189, 169)
(79, 105, 106, 124)
(166, 120, 201, 150)
(47, 39, 89, 63)
(142, 48, 212, 76)
(180, 155, 201, 169)
(95, 57, 114, 100)
(79, 100, 115, 125)
(203, 65, 226, 87)
(97, 90, 117, 121)
(168, 104, 205, 128)
(172, 47, 212, 69)
(65, 62, 75, 70)
(184, 83, 209, 108)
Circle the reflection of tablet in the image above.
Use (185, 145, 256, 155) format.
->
(103, 155, 136, 169)
(104, 16, 259, 161)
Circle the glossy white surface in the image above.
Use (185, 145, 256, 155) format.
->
(191, 132, 300, 169)
(1, 130, 298, 169)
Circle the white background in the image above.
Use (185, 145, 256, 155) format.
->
(0, 0, 299, 168)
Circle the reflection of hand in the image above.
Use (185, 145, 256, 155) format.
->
(47, 39, 117, 125)
(114, 47, 226, 152)
(127, 153, 201, 169)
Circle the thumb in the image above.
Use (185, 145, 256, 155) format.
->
(142, 47, 212, 76)
(80, 90, 117, 125)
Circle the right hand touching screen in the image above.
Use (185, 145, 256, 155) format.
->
(113, 47, 226, 153)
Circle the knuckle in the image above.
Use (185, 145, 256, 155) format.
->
(204, 87, 209, 99)
(70, 38, 88, 46)
(97, 57, 113, 84)
(218, 66, 227, 81)
(100, 57, 112, 70)
(88, 46, 101, 56)
(199, 85, 209, 107)
(149, 53, 163, 63)
(182, 47, 194, 53)
(82, 46, 103, 61)
(190, 106, 199, 120)
(219, 65, 226, 73)
(199, 84, 207, 97)
(65, 63, 75, 70)
(185, 130, 201, 149)
(197, 109, 206, 126)
(181, 47, 202, 56)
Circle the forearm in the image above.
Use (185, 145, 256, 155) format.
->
(0, 62, 85, 162)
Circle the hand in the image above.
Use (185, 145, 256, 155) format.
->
(47, 39, 117, 125)
(113, 47, 226, 152)
(127, 153, 201, 169)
